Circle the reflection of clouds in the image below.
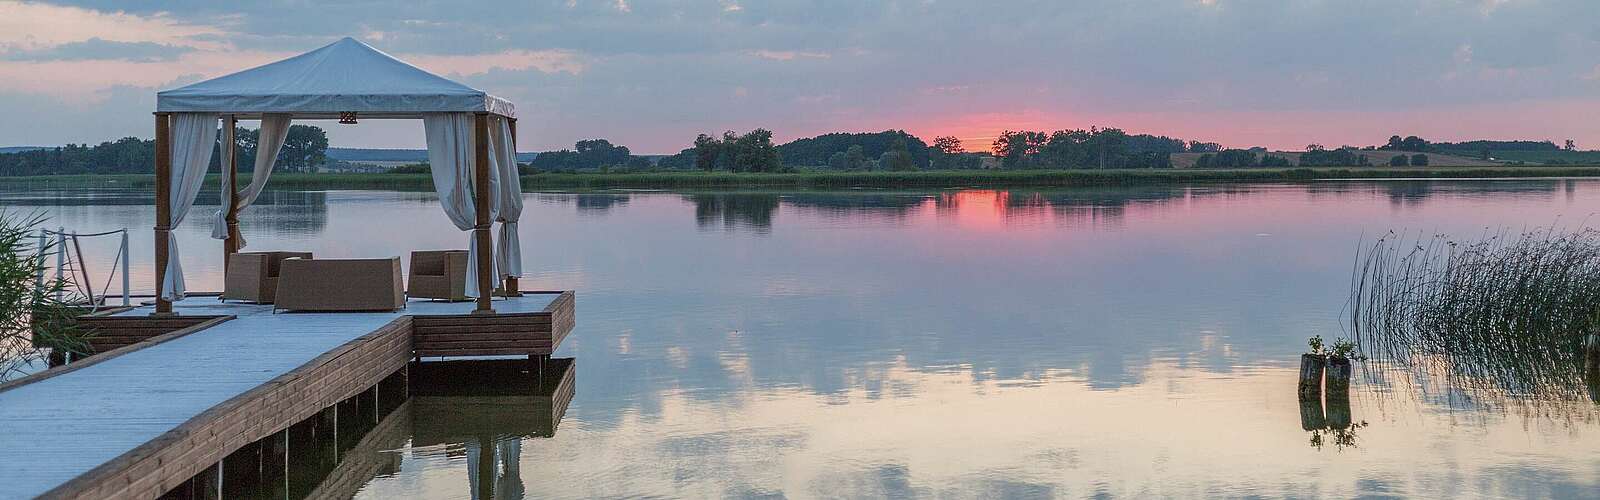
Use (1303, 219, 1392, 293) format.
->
(1358, 355, 1600, 425)
(374, 361, 1600, 498)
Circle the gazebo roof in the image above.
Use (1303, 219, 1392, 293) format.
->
(156, 37, 514, 119)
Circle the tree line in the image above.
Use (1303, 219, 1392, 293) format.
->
(0, 125, 329, 176)
(9, 126, 1585, 177)
(990, 128, 1176, 169)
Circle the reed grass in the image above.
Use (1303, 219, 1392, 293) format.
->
(1348, 226, 1600, 402)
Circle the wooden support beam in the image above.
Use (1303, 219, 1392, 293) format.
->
(223, 115, 240, 270)
(153, 113, 173, 315)
(472, 113, 495, 313)
(504, 117, 520, 296)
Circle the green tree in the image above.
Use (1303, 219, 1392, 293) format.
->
(1088, 127, 1128, 169)
(992, 130, 1047, 169)
(828, 151, 849, 170)
(844, 145, 867, 170)
(1399, 136, 1429, 152)
(730, 128, 782, 172)
(1259, 155, 1292, 167)
(1410, 153, 1429, 166)
(1389, 155, 1409, 166)
(929, 135, 964, 170)
(693, 134, 719, 171)
(775, 130, 929, 168)
(279, 125, 329, 172)
(880, 138, 917, 171)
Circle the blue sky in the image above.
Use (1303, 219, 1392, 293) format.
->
(0, 0, 1597, 153)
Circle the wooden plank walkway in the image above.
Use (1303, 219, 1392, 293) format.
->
(0, 293, 559, 499)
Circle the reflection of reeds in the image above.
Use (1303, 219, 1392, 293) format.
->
(1349, 226, 1600, 404)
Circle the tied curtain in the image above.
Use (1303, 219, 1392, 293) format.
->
(209, 114, 291, 248)
(488, 115, 523, 282)
(423, 113, 495, 298)
(160, 113, 220, 301)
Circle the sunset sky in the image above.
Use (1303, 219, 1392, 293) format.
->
(1, 0, 1598, 153)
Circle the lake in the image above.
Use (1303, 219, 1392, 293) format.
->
(6, 179, 1600, 498)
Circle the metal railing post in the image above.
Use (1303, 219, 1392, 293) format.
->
(120, 230, 131, 306)
(34, 231, 46, 289)
(54, 228, 65, 301)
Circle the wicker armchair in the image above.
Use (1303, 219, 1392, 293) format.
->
(275, 257, 405, 312)
(408, 250, 470, 301)
(222, 251, 312, 303)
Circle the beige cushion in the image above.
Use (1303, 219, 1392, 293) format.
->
(276, 257, 405, 312)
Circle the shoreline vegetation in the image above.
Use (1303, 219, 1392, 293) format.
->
(6, 166, 1600, 191)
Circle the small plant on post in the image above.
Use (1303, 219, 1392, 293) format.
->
(1299, 335, 1327, 399)
(1325, 338, 1358, 398)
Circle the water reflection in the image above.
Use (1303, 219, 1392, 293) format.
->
(685, 193, 779, 232)
(9, 180, 1600, 496)
(573, 194, 630, 214)
(346, 358, 574, 500)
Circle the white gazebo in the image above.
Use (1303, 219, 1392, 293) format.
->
(152, 37, 524, 314)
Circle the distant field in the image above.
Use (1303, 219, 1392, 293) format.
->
(1472, 150, 1600, 165)
(11, 166, 1600, 191)
(1171, 151, 1500, 168)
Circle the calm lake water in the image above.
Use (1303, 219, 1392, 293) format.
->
(6, 179, 1600, 498)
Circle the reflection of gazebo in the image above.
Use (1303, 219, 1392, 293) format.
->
(152, 37, 524, 314)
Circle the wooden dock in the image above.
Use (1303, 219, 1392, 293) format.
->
(0, 291, 574, 499)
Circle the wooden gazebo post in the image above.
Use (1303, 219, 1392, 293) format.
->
(472, 112, 495, 314)
(153, 113, 173, 315)
(504, 117, 520, 296)
(222, 115, 240, 269)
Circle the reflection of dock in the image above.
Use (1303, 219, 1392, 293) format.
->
(308, 358, 576, 499)
(162, 359, 577, 499)
(412, 358, 577, 440)
(299, 395, 413, 499)
(411, 358, 576, 500)
(0, 292, 574, 499)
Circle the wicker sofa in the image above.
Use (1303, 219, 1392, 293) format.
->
(221, 251, 313, 303)
(275, 257, 405, 312)
(408, 250, 470, 301)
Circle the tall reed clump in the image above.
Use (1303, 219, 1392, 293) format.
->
(0, 211, 84, 381)
(1349, 226, 1600, 401)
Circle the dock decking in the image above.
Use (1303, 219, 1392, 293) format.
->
(0, 292, 572, 499)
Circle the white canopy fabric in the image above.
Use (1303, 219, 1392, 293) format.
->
(156, 37, 515, 118)
(488, 115, 524, 280)
(159, 113, 220, 301)
(151, 37, 525, 307)
(423, 113, 492, 298)
(210, 114, 292, 248)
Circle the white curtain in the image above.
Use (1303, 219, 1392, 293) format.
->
(209, 114, 291, 248)
(160, 113, 220, 301)
(489, 116, 523, 282)
(423, 113, 495, 298)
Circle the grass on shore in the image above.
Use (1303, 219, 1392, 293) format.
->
(7, 166, 1600, 191)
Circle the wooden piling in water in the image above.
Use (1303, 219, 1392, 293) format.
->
(1325, 392, 1352, 430)
(1298, 393, 1326, 431)
(1325, 356, 1352, 398)
(1298, 353, 1326, 399)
